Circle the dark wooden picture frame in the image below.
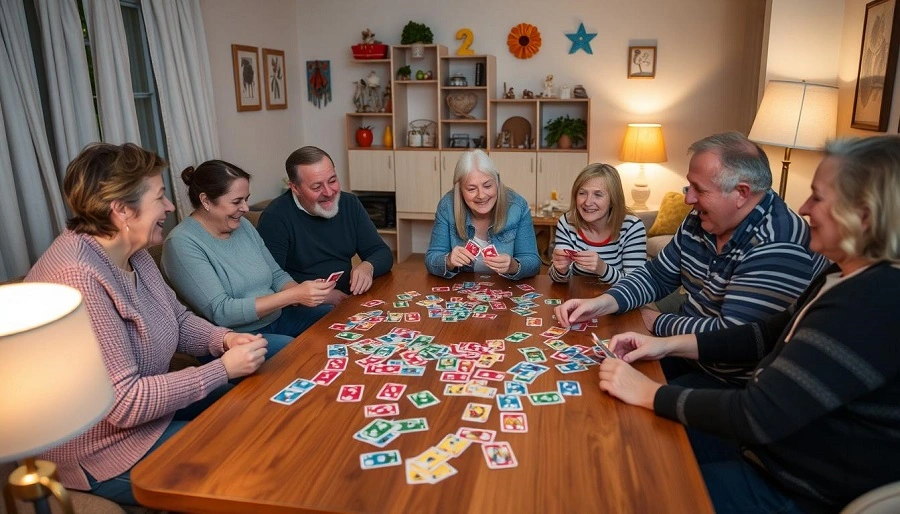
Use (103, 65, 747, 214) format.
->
(627, 46, 657, 79)
(232, 44, 261, 112)
(851, 0, 900, 131)
(262, 48, 287, 110)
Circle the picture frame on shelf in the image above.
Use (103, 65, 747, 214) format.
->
(232, 44, 261, 111)
(262, 48, 287, 110)
(627, 45, 657, 79)
(851, 0, 899, 131)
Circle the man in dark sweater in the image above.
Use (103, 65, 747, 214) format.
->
(257, 146, 392, 303)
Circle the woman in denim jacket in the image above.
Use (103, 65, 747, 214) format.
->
(425, 149, 540, 279)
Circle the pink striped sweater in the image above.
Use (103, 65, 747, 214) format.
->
(25, 230, 230, 490)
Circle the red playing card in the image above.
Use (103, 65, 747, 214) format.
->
(563, 249, 578, 258)
(500, 412, 529, 433)
(482, 244, 499, 258)
(457, 359, 476, 374)
(365, 364, 402, 375)
(337, 385, 364, 402)
(482, 442, 518, 469)
(404, 312, 421, 322)
(464, 240, 481, 257)
(327, 271, 344, 282)
(440, 371, 471, 383)
(472, 369, 506, 381)
(312, 370, 341, 385)
(376, 382, 408, 400)
(364, 403, 400, 417)
(325, 357, 348, 371)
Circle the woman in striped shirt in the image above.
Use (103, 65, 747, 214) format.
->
(550, 163, 647, 283)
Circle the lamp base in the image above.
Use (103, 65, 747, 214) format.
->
(631, 184, 651, 211)
(6, 458, 73, 514)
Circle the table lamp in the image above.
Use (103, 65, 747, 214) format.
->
(748, 80, 838, 198)
(1, 283, 114, 514)
(620, 123, 667, 210)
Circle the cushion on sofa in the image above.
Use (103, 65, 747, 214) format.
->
(647, 192, 692, 238)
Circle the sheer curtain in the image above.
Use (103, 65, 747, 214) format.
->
(35, 0, 101, 181)
(0, 0, 67, 281)
(83, 0, 141, 144)
(142, 0, 220, 221)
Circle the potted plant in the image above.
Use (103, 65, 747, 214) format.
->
(397, 65, 412, 81)
(543, 115, 587, 149)
(401, 21, 433, 58)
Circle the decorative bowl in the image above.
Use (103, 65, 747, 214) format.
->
(446, 92, 477, 119)
(351, 44, 388, 60)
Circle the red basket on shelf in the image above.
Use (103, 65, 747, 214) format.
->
(351, 44, 388, 60)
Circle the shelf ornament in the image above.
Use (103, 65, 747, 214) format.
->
(456, 28, 475, 55)
(566, 23, 597, 55)
(507, 23, 541, 59)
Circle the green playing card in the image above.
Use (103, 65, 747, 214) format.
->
(336, 331, 363, 341)
(393, 417, 429, 433)
(393, 301, 409, 308)
(528, 392, 565, 405)
(544, 298, 562, 305)
(407, 390, 440, 408)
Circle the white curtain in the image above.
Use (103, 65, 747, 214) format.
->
(83, 0, 141, 144)
(0, 0, 67, 281)
(142, 0, 220, 221)
(35, 0, 101, 181)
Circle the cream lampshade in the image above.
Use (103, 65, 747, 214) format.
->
(748, 80, 838, 198)
(1, 282, 114, 513)
(620, 123, 667, 210)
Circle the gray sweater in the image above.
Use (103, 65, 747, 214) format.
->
(162, 216, 293, 332)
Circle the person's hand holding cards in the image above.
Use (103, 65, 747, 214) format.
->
(446, 241, 478, 269)
(571, 251, 607, 275)
(292, 278, 337, 307)
(551, 247, 577, 274)
(483, 248, 516, 275)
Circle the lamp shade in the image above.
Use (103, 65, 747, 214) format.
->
(620, 123, 667, 163)
(0, 283, 113, 461)
(748, 80, 838, 151)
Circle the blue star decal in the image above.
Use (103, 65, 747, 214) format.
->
(566, 23, 597, 55)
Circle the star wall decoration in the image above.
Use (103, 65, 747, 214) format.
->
(566, 23, 597, 55)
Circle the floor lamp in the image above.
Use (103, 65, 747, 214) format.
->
(620, 123, 667, 211)
(1, 283, 114, 514)
(748, 80, 838, 198)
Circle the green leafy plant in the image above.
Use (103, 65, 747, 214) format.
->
(543, 115, 587, 147)
(400, 21, 434, 45)
(397, 65, 411, 78)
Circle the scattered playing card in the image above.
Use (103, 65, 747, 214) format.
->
(376, 382, 407, 400)
(525, 317, 543, 327)
(497, 394, 524, 411)
(461, 402, 493, 423)
(360, 449, 401, 470)
(481, 244, 499, 258)
(500, 412, 529, 433)
(528, 391, 566, 405)
(482, 441, 518, 469)
(327, 271, 344, 282)
(364, 403, 401, 417)
(312, 370, 341, 386)
(407, 390, 441, 409)
(557, 380, 583, 396)
(337, 384, 364, 402)
(456, 427, 497, 444)
(393, 417, 429, 433)
(464, 240, 482, 257)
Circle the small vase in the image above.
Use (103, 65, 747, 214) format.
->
(383, 125, 393, 147)
(356, 127, 373, 147)
(557, 134, 572, 149)
(411, 42, 425, 59)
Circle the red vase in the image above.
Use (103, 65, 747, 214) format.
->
(356, 127, 373, 147)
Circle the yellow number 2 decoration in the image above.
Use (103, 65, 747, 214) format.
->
(456, 28, 475, 56)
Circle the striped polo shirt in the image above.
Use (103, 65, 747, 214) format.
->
(607, 190, 827, 385)
(550, 213, 647, 284)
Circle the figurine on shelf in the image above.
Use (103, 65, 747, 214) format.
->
(522, 89, 534, 99)
(500, 130, 512, 148)
(361, 28, 376, 45)
(504, 87, 515, 99)
(541, 74, 555, 98)
(353, 79, 365, 112)
(573, 84, 588, 98)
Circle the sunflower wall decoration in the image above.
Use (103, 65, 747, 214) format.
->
(507, 23, 542, 59)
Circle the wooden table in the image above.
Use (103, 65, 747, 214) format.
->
(132, 273, 712, 514)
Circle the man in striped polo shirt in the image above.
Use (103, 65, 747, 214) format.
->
(556, 132, 826, 386)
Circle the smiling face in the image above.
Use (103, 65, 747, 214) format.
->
(204, 178, 250, 235)
(684, 151, 743, 239)
(799, 156, 846, 263)
(125, 174, 174, 249)
(576, 177, 611, 227)
(461, 169, 498, 219)
(291, 156, 341, 218)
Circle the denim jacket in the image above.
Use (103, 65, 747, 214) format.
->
(425, 190, 541, 280)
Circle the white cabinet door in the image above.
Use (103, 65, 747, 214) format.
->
(490, 151, 537, 206)
(348, 150, 394, 191)
(394, 150, 441, 213)
(439, 150, 466, 196)
(537, 152, 589, 206)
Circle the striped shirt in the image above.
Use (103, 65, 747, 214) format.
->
(654, 262, 900, 511)
(550, 213, 647, 284)
(25, 231, 230, 490)
(607, 190, 827, 384)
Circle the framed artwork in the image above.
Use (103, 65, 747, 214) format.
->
(851, 0, 900, 131)
(262, 48, 287, 110)
(231, 44, 261, 112)
(628, 46, 657, 79)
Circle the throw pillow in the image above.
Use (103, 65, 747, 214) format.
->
(647, 192, 692, 237)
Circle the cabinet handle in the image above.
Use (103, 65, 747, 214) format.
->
(434, 156, 438, 171)
(388, 155, 392, 170)
(530, 159, 534, 174)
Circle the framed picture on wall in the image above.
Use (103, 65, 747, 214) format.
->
(231, 44, 261, 112)
(851, 0, 900, 131)
(262, 48, 288, 110)
(627, 46, 656, 79)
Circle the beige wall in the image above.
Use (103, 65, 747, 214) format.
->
(199, 0, 303, 202)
